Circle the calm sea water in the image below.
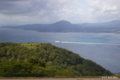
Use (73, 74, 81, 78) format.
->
(0, 28, 120, 74)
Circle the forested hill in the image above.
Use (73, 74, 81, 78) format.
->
(2, 20, 120, 33)
(0, 42, 113, 77)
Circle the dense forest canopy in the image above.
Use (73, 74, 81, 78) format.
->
(0, 42, 113, 77)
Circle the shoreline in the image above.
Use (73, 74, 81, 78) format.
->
(0, 27, 120, 34)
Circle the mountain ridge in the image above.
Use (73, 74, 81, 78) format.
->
(1, 20, 120, 33)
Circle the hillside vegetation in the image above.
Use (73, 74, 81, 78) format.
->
(0, 42, 113, 77)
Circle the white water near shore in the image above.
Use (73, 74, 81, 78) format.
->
(60, 41, 119, 45)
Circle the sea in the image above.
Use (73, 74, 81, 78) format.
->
(0, 28, 120, 74)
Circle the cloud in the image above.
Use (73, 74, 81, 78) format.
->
(0, 0, 120, 26)
(0, 0, 48, 15)
(0, 0, 75, 26)
(85, 0, 120, 22)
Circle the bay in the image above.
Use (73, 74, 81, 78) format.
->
(0, 28, 120, 74)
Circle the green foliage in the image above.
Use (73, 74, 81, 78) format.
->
(0, 60, 32, 77)
(0, 42, 113, 77)
(28, 57, 46, 67)
(117, 75, 120, 78)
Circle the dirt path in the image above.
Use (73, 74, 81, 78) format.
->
(0, 78, 119, 80)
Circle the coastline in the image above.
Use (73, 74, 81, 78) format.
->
(0, 27, 120, 35)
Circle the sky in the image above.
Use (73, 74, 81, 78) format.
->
(0, 0, 120, 26)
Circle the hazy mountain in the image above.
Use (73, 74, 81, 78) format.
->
(2, 20, 120, 33)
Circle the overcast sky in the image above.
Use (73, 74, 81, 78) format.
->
(0, 0, 120, 26)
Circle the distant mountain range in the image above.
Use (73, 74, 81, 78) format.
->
(2, 20, 120, 33)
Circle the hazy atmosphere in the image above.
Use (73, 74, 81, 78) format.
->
(0, 0, 120, 77)
(0, 0, 120, 26)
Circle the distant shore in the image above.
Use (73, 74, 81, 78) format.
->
(64, 32, 120, 34)
(0, 27, 120, 34)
